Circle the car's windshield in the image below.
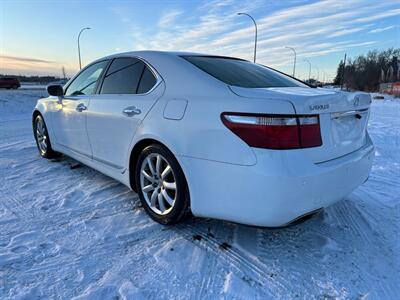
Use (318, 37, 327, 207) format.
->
(182, 56, 308, 88)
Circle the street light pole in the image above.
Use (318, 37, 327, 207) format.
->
(78, 27, 91, 70)
(285, 46, 296, 77)
(237, 13, 257, 63)
(303, 59, 311, 82)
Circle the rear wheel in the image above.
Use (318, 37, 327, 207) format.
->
(33, 115, 59, 159)
(135, 144, 190, 225)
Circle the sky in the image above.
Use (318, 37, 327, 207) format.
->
(0, 0, 399, 81)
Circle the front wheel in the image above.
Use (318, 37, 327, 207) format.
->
(135, 144, 190, 225)
(33, 115, 59, 159)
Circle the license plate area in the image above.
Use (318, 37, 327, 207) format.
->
(330, 109, 368, 146)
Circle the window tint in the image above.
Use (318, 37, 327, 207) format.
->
(100, 58, 145, 94)
(65, 60, 108, 96)
(137, 67, 157, 94)
(182, 56, 308, 88)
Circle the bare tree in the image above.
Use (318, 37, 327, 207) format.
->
(334, 48, 400, 91)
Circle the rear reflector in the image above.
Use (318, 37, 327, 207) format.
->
(221, 113, 322, 149)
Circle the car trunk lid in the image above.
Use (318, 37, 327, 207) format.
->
(229, 86, 372, 163)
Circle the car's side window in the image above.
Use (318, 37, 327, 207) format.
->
(137, 66, 157, 94)
(64, 60, 108, 96)
(100, 57, 157, 95)
(100, 58, 144, 94)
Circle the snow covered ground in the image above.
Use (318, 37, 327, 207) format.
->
(0, 89, 399, 299)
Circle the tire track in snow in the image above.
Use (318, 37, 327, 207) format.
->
(1, 193, 138, 240)
(70, 231, 181, 300)
(20, 225, 171, 277)
(0, 139, 32, 151)
(190, 221, 233, 300)
(4, 234, 174, 300)
(175, 221, 288, 299)
(0, 193, 35, 221)
(256, 223, 334, 299)
(331, 199, 397, 299)
(178, 219, 338, 299)
(2, 199, 177, 300)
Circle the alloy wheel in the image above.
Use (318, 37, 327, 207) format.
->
(139, 153, 177, 215)
(35, 118, 47, 154)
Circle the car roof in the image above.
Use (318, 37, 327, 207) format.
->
(90, 50, 238, 97)
(98, 50, 243, 61)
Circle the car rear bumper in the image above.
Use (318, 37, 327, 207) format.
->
(178, 135, 374, 227)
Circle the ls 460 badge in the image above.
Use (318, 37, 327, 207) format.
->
(309, 104, 330, 111)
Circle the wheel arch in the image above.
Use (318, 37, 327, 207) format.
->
(32, 109, 41, 121)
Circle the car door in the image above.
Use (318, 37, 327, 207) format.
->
(86, 57, 164, 171)
(51, 60, 109, 157)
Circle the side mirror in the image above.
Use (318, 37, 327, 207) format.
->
(47, 84, 64, 97)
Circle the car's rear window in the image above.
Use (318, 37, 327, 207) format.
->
(182, 56, 307, 88)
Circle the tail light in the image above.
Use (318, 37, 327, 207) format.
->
(221, 113, 322, 150)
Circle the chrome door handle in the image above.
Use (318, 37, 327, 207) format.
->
(123, 106, 141, 116)
(76, 103, 87, 112)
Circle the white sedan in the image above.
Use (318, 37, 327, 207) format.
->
(32, 51, 374, 227)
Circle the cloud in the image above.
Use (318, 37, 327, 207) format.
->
(0, 55, 53, 64)
(369, 25, 396, 33)
(353, 8, 400, 23)
(0, 55, 75, 76)
(158, 9, 183, 27)
(136, 0, 263, 53)
(328, 24, 374, 38)
(135, 0, 398, 76)
(4, 0, 399, 77)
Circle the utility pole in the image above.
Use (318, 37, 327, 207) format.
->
(237, 13, 257, 63)
(285, 47, 297, 77)
(61, 66, 66, 80)
(78, 27, 91, 69)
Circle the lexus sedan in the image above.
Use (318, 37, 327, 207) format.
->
(32, 51, 374, 227)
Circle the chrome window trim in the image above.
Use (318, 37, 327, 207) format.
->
(99, 55, 163, 96)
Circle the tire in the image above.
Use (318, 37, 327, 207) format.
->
(33, 115, 59, 159)
(12, 85, 18, 89)
(135, 144, 190, 225)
